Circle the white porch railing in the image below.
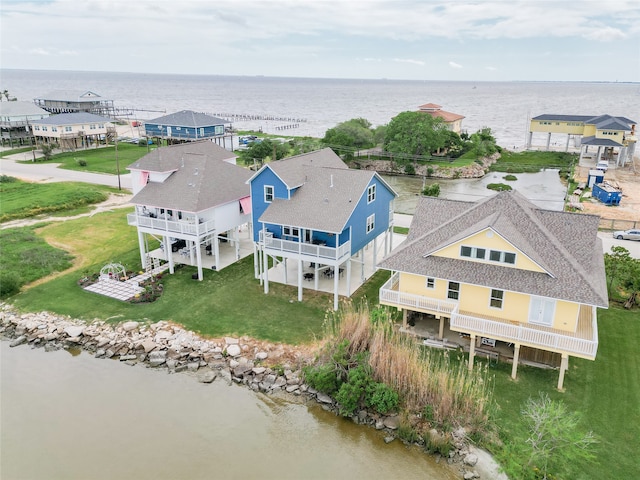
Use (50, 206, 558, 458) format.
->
(127, 213, 216, 237)
(379, 272, 598, 359)
(259, 231, 350, 261)
(450, 313, 597, 359)
(379, 272, 458, 315)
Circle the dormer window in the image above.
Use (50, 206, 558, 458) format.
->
(367, 184, 376, 203)
(460, 246, 486, 260)
(264, 185, 274, 203)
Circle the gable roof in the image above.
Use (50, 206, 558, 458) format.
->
(254, 148, 397, 233)
(31, 112, 112, 125)
(532, 113, 637, 128)
(128, 142, 250, 213)
(35, 90, 107, 102)
(379, 190, 608, 307)
(128, 140, 236, 173)
(147, 110, 229, 128)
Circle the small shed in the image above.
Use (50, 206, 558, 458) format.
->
(587, 169, 605, 188)
(592, 183, 621, 205)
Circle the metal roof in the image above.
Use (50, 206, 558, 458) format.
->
(35, 90, 108, 102)
(146, 110, 229, 128)
(30, 112, 113, 125)
(0, 101, 50, 117)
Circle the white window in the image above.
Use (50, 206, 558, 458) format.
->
(99, 124, 104, 128)
(367, 184, 376, 203)
(51, 126, 57, 132)
(89, 124, 96, 130)
(447, 281, 460, 300)
(489, 250, 516, 265)
(490, 289, 504, 309)
(426, 277, 435, 289)
(283, 226, 299, 238)
(42, 126, 48, 131)
(528, 297, 555, 326)
(460, 246, 486, 260)
(34, 126, 40, 131)
(366, 214, 375, 234)
(65, 126, 72, 132)
(200, 128, 205, 136)
(264, 185, 274, 203)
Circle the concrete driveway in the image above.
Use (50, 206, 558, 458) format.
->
(1, 155, 132, 190)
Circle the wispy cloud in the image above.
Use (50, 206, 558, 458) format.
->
(449, 61, 463, 69)
(393, 58, 425, 66)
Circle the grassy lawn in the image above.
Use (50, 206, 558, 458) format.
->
(8, 209, 329, 344)
(0, 146, 35, 158)
(491, 150, 576, 174)
(20, 143, 155, 175)
(0, 177, 117, 223)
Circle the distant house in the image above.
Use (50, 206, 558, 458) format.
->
(417, 103, 465, 133)
(34, 90, 114, 116)
(144, 110, 233, 150)
(378, 190, 608, 390)
(0, 101, 50, 147)
(29, 112, 114, 150)
(528, 113, 637, 166)
(127, 141, 252, 280)
(249, 148, 397, 310)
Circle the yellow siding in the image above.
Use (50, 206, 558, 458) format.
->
(529, 121, 585, 134)
(595, 130, 622, 141)
(399, 272, 579, 332)
(433, 228, 546, 272)
(583, 125, 596, 136)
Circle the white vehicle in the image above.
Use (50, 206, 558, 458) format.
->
(596, 160, 609, 171)
(613, 229, 640, 241)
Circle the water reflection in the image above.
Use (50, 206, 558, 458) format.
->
(1, 343, 457, 480)
(383, 170, 567, 215)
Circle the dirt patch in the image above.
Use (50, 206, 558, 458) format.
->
(574, 159, 640, 222)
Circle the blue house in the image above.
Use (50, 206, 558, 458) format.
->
(248, 148, 397, 310)
(144, 110, 233, 150)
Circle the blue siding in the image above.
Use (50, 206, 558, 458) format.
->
(144, 123, 225, 139)
(346, 176, 395, 254)
(249, 167, 289, 242)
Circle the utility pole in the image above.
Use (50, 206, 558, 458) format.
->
(25, 117, 36, 162)
(115, 130, 121, 191)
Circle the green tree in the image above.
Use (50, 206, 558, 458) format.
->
(383, 111, 448, 158)
(522, 393, 597, 479)
(604, 246, 640, 307)
(322, 118, 376, 154)
(470, 127, 498, 159)
(239, 139, 289, 166)
(40, 144, 56, 161)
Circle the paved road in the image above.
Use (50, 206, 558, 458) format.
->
(1, 156, 132, 190)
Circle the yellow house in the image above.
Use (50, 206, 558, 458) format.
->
(527, 113, 637, 167)
(378, 190, 608, 390)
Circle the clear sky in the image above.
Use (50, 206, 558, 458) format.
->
(1, 0, 639, 82)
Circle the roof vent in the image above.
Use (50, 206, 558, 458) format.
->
(330, 175, 334, 188)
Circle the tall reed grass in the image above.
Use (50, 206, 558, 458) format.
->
(324, 302, 493, 434)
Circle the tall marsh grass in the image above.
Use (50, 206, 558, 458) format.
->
(324, 303, 493, 434)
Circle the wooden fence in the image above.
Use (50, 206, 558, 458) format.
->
(599, 218, 638, 231)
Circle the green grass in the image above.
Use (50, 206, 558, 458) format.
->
(0, 178, 116, 222)
(0, 146, 36, 158)
(0, 226, 74, 297)
(393, 226, 409, 235)
(7, 209, 329, 344)
(21, 143, 155, 175)
(490, 150, 576, 174)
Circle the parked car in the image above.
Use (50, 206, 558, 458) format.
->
(596, 160, 609, 171)
(613, 229, 640, 241)
(171, 239, 187, 252)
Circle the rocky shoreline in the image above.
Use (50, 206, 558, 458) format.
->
(353, 154, 500, 179)
(1, 303, 506, 480)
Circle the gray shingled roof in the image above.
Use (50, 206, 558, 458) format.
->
(532, 113, 636, 127)
(128, 140, 237, 173)
(256, 148, 395, 233)
(580, 136, 624, 147)
(379, 191, 608, 307)
(147, 110, 229, 127)
(128, 142, 249, 213)
(0, 101, 50, 117)
(31, 112, 112, 125)
(35, 90, 107, 102)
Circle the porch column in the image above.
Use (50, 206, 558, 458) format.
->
(195, 241, 203, 280)
(438, 316, 444, 340)
(263, 250, 269, 294)
(253, 243, 259, 279)
(360, 250, 365, 281)
(313, 263, 318, 291)
(333, 268, 340, 310)
(346, 259, 352, 297)
(283, 258, 288, 284)
(214, 235, 220, 271)
(511, 343, 520, 380)
(137, 231, 147, 270)
(164, 235, 174, 274)
(468, 334, 476, 371)
(384, 227, 389, 257)
(297, 259, 303, 302)
(402, 309, 408, 329)
(546, 132, 551, 150)
(557, 354, 569, 390)
(373, 237, 378, 272)
(565, 134, 570, 152)
(234, 226, 240, 260)
(527, 131, 533, 149)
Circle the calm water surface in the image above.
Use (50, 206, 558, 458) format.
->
(0, 342, 457, 480)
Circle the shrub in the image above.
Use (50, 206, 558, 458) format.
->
(0, 175, 17, 183)
(366, 382, 399, 414)
(404, 164, 416, 175)
(487, 183, 512, 191)
(397, 423, 420, 444)
(303, 363, 343, 395)
(503, 174, 518, 181)
(0, 271, 22, 297)
(336, 364, 371, 415)
(76, 158, 87, 167)
(426, 166, 434, 177)
(422, 183, 440, 197)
